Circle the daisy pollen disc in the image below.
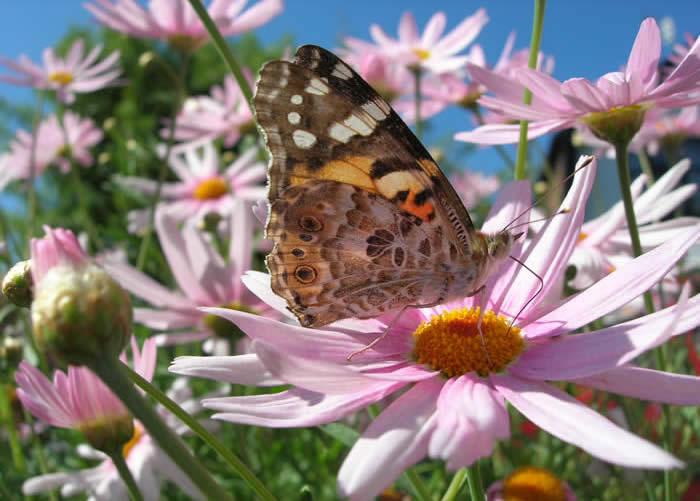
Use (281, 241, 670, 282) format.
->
(502, 466, 567, 501)
(193, 177, 229, 200)
(413, 307, 523, 377)
(48, 71, 74, 85)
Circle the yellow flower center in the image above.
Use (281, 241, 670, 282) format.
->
(193, 177, 228, 200)
(413, 307, 524, 377)
(577, 232, 588, 243)
(49, 71, 74, 86)
(122, 423, 144, 458)
(203, 302, 258, 340)
(502, 466, 567, 501)
(413, 48, 431, 61)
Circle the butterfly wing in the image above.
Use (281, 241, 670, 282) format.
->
(254, 45, 481, 327)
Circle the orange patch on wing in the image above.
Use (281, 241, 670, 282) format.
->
(398, 192, 435, 221)
(288, 156, 378, 192)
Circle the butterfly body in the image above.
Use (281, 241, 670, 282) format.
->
(254, 45, 514, 328)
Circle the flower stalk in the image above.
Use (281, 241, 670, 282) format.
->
(107, 450, 144, 501)
(186, 0, 253, 107)
(514, 0, 547, 181)
(89, 354, 235, 501)
(27, 91, 45, 248)
(124, 365, 278, 501)
(465, 461, 485, 501)
(136, 53, 189, 271)
(413, 66, 423, 140)
(440, 468, 467, 501)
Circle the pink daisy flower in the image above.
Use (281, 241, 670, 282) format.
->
(394, 32, 554, 124)
(172, 156, 700, 500)
(17, 338, 203, 500)
(166, 73, 254, 150)
(101, 208, 275, 355)
(2, 111, 103, 183)
(559, 159, 698, 290)
(0, 39, 121, 104)
(336, 44, 411, 103)
(456, 18, 700, 145)
(118, 141, 266, 233)
(84, 0, 283, 51)
(347, 9, 489, 74)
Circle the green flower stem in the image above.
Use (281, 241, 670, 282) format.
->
(514, 0, 547, 181)
(636, 149, 655, 185)
(107, 450, 144, 501)
(613, 141, 673, 501)
(413, 66, 423, 140)
(0, 382, 24, 472)
(124, 365, 278, 501)
(136, 53, 189, 271)
(186, 0, 253, 106)
(440, 468, 467, 501)
(90, 356, 235, 501)
(27, 91, 45, 251)
(465, 461, 485, 501)
(69, 161, 104, 251)
(24, 410, 59, 501)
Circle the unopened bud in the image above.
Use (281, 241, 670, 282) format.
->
(80, 413, 135, 455)
(32, 263, 132, 366)
(2, 260, 33, 308)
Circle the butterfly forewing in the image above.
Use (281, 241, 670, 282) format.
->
(254, 45, 485, 327)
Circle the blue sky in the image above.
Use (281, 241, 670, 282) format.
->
(0, 1, 697, 185)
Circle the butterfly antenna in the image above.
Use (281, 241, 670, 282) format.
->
(505, 255, 544, 336)
(502, 156, 594, 233)
(346, 299, 442, 361)
(506, 209, 570, 230)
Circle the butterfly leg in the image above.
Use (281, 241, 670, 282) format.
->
(346, 299, 444, 361)
(466, 285, 494, 370)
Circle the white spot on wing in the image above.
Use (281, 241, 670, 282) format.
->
(287, 112, 301, 125)
(328, 122, 355, 143)
(279, 77, 288, 87)
(305, 78, 329, 95)
(293, 130, 317, 149)
(344, 114, 374, 136)
(290, 94, 303, 105)
(362, 101, 388, 121)
(331, 62, 353, 80)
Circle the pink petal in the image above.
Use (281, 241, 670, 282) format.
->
(241, 271, 297, 320)
(493, 374, 683, 469)
(201, 306, 411, 361)
(253, 340, 400, 394)
(224, 0, 283, 36)
(338, 379, 442, 501)
(432, 8, 488, 56)
(511, 286, 696, 380)
(573, 365, 700, 406)
(420, 11, 446, 47)
(204, 383, 401, 428)
(560, 77, 611, 111)
(530, 225, 700, 337)
(429, 374, 508, 470)
(455, 119, 571, 145)
(169, 353, 284, 386)
(625, 18, 661, 91)
(133, 307, 200, 329)
(398, 11, 420, 44)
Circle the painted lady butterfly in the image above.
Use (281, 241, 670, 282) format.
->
(253, 45, 516, 328)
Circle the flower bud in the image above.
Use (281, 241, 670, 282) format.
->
(30, 227, 131, 366)
(2, 260, 33, 308)
(80, 413, 135, 455)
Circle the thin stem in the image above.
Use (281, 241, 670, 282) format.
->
(124, 364, 278, 501)
(403, 469, 434, 501)
(465, 461, 485, 501)
(24, 409, 59, 501)
(413, 67, 423, 140)
(186, 0, 253, 106)
(636, 149, 655, 185)
(614, 141, 674, 501)
(91, 356, 235, 501)
(27, 91, 45, 252)
(514, 0, 547, 181)
(136, 53, 189, 271)
(69, 161, 104, 251)
(440, 468, 467, 501)
(107, 451, 144, 501)
(0, 382, 24, 472)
